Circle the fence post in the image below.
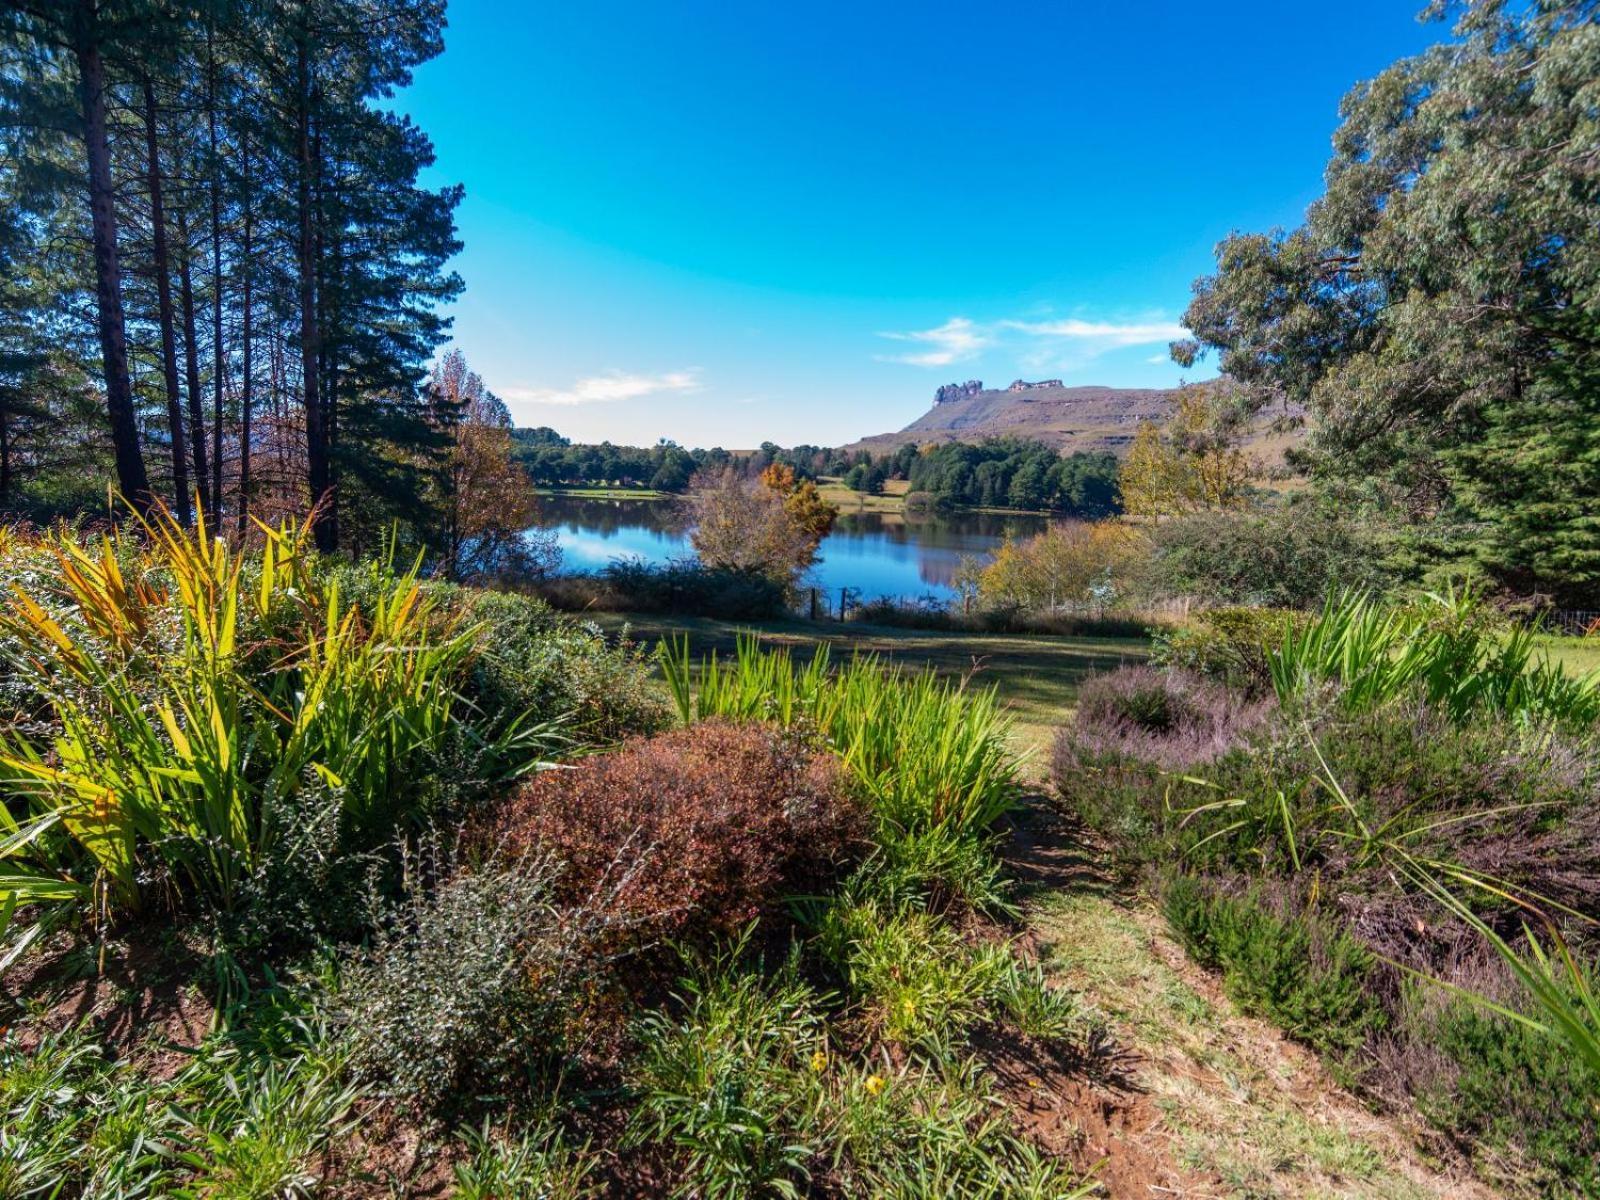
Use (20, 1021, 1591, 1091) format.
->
(809, 588, 818, 620)
(839, 587, 848, 621)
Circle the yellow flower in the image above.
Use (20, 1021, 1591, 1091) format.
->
(810, 1049, 828, 1073)
(864, 1074, 886, 1096)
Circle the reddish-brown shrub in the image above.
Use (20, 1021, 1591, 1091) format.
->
(482, 720, 864, 945)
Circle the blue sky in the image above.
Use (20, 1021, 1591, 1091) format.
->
(402, 1, 1444, 447)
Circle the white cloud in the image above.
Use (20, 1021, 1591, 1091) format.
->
(1146, 352, 1172, 365)
(1000, 318, 1188, 347)
(877, 313, 1186, 372)
(875, 317, 993, 367)
(500, 369, 700, 407)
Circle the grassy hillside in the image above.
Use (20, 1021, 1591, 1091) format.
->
(847, 383, 1301, 472)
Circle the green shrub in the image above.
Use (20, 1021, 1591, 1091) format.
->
(1149, 504, 1395, 609)
(1150, 606, 1303, 691)
(459, 588, 667, 743)
(1411, 993, 1599, 1196)
(626, 952, 824, 1199)
(1162, 876, 1386, 1066)
(337, 847, 590, 1114)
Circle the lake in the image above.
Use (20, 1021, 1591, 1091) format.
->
(532, 494, 1058, 602)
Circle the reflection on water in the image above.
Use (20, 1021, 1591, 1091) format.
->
(531, 495, 1058, 600)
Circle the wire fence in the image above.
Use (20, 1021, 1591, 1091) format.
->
(1549, 610, 1600, 637)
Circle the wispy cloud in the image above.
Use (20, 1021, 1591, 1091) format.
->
(875, 317, 993, 367)
(1146, 352, 1172, 365)
(500, 369, 701, 407)
(877, 313, 1186, 372)
(999, 318, 1188, 347)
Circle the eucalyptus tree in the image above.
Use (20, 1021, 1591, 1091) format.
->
(1177, 0, 1600, 600)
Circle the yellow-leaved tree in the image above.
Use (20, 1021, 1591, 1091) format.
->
(688, 464, 839, 585)
(977, 521, 1142, 610)
(1118, 384, 1252, 519)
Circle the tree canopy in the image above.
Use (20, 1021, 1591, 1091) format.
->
(0, 0, 461, 555)
(1176, 0, 1600, 602)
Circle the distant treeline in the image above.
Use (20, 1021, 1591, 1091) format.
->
(901, 441, 1120, 515)
(514, 428, 1119, 517)
(511, 428, 840, 491)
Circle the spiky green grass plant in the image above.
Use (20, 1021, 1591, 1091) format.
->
(627, 948, 1094, 1199)
(661, 633, 1020, 909)
(0, 504, 511, 941)
(0, 992, 356, 1199)
(1269, 587, 1600, 724)
(452, 1118, 599, 1200)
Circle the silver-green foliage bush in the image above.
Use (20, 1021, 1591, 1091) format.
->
(338, 846, 597, 1113)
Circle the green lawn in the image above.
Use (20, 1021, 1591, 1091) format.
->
(814, 476, 909, 513)
(589, 611, 1150, 761)
(1539, 634, 1600, 678)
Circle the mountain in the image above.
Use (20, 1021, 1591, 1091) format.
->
(844, 379, 1300, 466)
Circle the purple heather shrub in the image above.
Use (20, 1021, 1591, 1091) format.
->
(1058, 666, 1275, 773)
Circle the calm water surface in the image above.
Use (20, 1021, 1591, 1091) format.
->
(532, 494, 1057, 601)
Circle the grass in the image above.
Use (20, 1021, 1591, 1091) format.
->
(590, 611, 1149, 758)
(0, 994, 358, 1199)
(815, 477, 911, 514)
(1539, 632, 1600, 678)
(1268, 587, 1600, 723)
(662, 635, 1021, 840)
(1028, 890, 1464, 1200)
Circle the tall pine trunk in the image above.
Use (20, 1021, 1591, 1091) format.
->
(73, 6, 151, 513)
(296, 34, 333, 551)
(0, 403, 11, 505)
(206, 18, 224, 518)
(141, 77, 191, 524)
(175, 205, 209, 512)
(237, 136, 253, 536)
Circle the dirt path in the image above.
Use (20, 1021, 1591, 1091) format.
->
(1000, 803, 1498, 1200)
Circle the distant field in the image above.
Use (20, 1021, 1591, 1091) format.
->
(534, 485, 666, 500)
(815, 476, 910, 513)
(589, 611, 1150, 761)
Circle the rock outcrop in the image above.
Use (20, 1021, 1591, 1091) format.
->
(934, 380, 985, 405)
